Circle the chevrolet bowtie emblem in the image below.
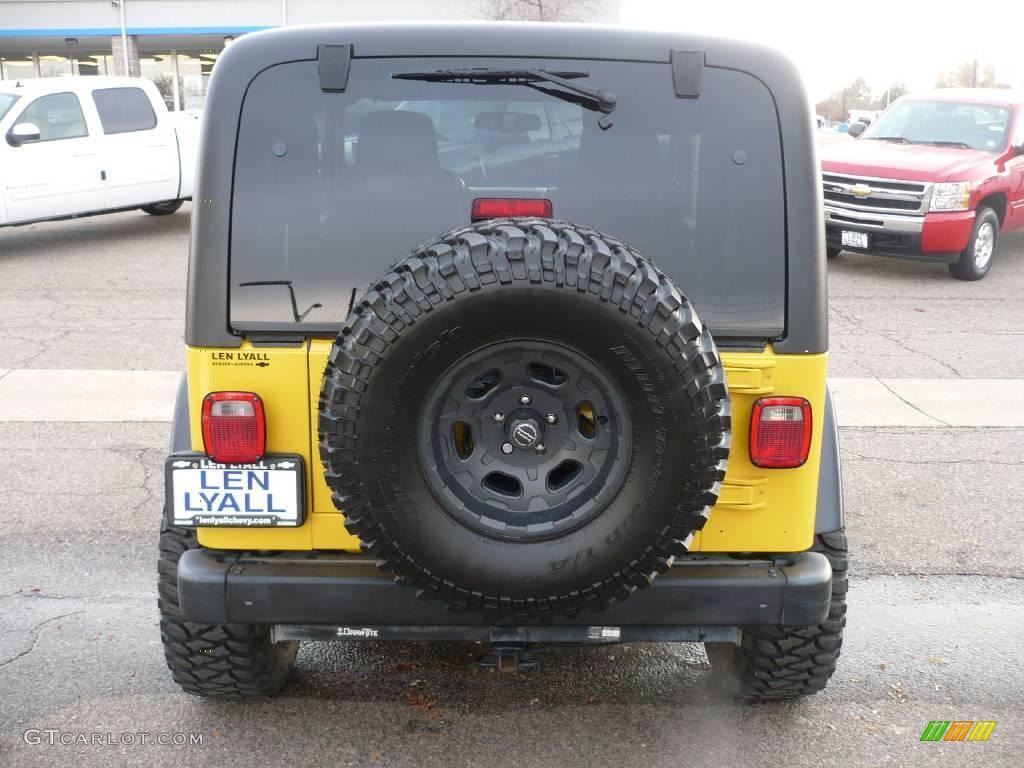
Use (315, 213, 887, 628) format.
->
(850, 183, 872, 198)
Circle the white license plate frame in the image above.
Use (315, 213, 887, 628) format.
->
(165, 454, 304, 528)
(841, 230, 869, 249)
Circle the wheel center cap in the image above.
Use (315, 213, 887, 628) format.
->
(508, 417, 542, 448)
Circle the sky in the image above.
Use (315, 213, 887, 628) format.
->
(621, 0, 1024, 102)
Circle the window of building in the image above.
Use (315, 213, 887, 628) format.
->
(140, 53, 181, 110)
(75, 53, 113, 77)
(38, 54, 72, 77)
(175, 50, 219, 110)
(17, 92, 88, 141)
(0, 56, 36, 80)
(92, 87, 157, 134)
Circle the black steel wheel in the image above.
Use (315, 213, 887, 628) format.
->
(421, 340, 631, 542)
(319, 219, 731, 616)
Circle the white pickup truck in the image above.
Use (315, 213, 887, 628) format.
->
(0, 76, 197, 227)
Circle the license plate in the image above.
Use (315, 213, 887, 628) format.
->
(166, 454, 304, 527)
(841, 230, 869, 249)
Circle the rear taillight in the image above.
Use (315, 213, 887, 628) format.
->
(471, 198, 553, 221)
(749, 397, 812, 469)
(201, 392, 266, 464)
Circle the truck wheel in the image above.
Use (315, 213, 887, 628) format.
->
(705, 531, 848, 701)
(141, 200, 184, 216)
(158, 521, 298, 696)
(319, 219, 731, 616)
(826, 247, 841, 259)
(948, 207, 998, 281)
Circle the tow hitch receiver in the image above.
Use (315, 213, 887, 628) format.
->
(476, 643, 540, 673)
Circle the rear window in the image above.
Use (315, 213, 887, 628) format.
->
(92, 87, 157, 134)
(230, 57, 786, 337)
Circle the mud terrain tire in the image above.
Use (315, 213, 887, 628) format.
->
(319, 219, 731, 616)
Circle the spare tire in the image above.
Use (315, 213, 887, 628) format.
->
(319, 220, 730, 616)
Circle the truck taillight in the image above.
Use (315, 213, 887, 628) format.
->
(201, 392, 266, 464)
(749, 397, 812, 469)
(471, 198, 552, 221)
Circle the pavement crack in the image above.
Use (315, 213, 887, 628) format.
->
(852, 571, 1024, 581)
(875, 377, 952, 427)
(876, 333, 966, 378)
(0, 611, 84, 670)
(110, 446, 160, 516)
(843, 451, 1023, 467)
(0, 590, 84, 601)
(17, 326, 75, 368)
(830, 304, 968, 378)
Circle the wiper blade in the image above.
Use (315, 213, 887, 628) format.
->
(239, 280, 322, 323)
(393, 68, 617, 129)
(921, 140, 971, 148)
(865, 136, 914, 144)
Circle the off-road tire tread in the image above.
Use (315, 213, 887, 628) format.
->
(319, 219, 730, 616)
(708, 531, 848, 701)
(158, 521, 297, 696)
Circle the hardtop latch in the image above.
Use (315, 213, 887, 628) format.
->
(670, 49, 704, 98)
(318, 44, 352, 92)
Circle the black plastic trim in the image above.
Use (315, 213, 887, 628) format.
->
(670, 49, 703, 97)
(164, 452, 307, 529)
(169, 374, 191, 452)
(826, 225, 959, 263)
(318, 44, 352, 92)
(814, 384, 844, 533)
(177, 549, 832, 627)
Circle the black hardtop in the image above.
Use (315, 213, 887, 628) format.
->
(186, 22, 826, 353)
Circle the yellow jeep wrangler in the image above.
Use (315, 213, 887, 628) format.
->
(160, 22, 846, 701)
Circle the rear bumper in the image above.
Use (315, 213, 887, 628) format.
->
(178, 549, 832, 630)
(825, 205, 974, 262)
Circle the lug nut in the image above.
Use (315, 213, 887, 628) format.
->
(545, 413, 558, 424)
(492, 412, 505, 422)
(501, 442, 514, 454)
(519, 393, 532, 405)
(535, 443, 546, 453)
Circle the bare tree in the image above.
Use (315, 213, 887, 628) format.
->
(814, 77, 874, 122)
(875, 81, 908, 109)
(476, 0, 600, 22)
(936, 60, 997, 89)
(152, 74, 184, 111)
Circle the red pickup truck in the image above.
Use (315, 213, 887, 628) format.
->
(820, 89, 1024, 280)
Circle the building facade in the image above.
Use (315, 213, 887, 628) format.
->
(0, 0, 620, 109)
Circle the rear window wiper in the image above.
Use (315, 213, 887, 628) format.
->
(239, 280, 322, 323)
(392, 68, 617, 130)
(865, 136, 915, 144)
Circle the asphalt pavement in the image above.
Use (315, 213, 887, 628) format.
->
(1, 204, 1022, 767)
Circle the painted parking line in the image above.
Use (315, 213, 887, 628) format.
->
(0, 369, 181, 422)
(828, 378, 942, 427)
(0, 369, 1021, 427)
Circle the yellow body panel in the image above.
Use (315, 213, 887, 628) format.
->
(693, 350, 827, 552)
(189, 342, 826, 554)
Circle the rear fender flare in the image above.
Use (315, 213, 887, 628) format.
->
(814, 384, 844, 534)
(170, 374, 192, 452)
